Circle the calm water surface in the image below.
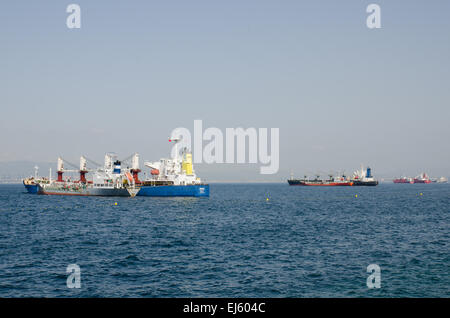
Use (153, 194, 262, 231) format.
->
(0, 183, 448, 297)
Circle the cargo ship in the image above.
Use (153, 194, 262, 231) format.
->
(137, 138, 209, 197)
(288, 174, 354, 186)
(352, 166, 378, 186)
(413, 172, 432, 184)
(37, 155, 140, 197)
(393, 176, 414, 184)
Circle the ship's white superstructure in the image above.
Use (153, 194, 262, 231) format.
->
(37, 153, 139, 196)
(144, 138, 203, 186)
(353, 165, 376, 182)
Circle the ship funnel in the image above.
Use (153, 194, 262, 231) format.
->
(113, 160, 121, 174)
(57, 157, 64, 182)
(366, 167, 372, 178)
(182, 151, 193, 175)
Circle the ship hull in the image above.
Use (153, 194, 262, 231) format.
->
(38, 185, 134, 197)
(353, 180, 379, 186)
(288, 180, 353, 186)
(393, 179, 413, 184)
(24, 183, 39, 194)
(413, 179, 432, 184)
(137, 184, 210, 197)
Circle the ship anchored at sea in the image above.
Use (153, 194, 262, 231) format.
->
(351, 165, 379, 186)
(288, 165, 379, 186)
(22, 138, 209, 197)
(288, 172, 354, 186)
(393, 172, 446, 184)
(34, 154, 140, 197)
(137, 137, 209, 197)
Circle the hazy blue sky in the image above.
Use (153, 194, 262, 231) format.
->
(1, 1, 449, 181)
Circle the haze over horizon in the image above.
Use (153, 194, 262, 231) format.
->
(1, 1, 449, 181)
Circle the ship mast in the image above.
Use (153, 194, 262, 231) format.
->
(169, 137, 182, 161)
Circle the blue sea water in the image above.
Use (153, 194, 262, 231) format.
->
(0, 183, 448, 297)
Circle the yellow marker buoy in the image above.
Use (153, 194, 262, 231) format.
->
(420, 193, 423, 196)
(266, 198, 269, 201)
(114, 202, 118, 206)
(355, 194, 358, 198)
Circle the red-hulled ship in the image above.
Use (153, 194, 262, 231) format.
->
(413, 173, 432, 184)
(393, 177, 413, 184)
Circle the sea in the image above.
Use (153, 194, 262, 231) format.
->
(0, 183, 448, 297)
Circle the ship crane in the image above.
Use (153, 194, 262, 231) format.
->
(56, 157, 78, 182)
(57, 157, 96, 183)
(119, 153, 141, 184)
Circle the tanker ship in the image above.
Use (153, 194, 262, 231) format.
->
(136, 138, 209, 197)
(393, 173, 433, 184)
(393, 176, 414, 184)
(288, 174, 354, 186)
(37, 155, 140, 197)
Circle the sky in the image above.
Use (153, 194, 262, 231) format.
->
(1, 0, 449, 181)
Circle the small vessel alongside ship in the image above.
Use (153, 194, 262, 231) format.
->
(23, 166, 51, 194)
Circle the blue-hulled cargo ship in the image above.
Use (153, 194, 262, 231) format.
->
(136, 138, 209, 197)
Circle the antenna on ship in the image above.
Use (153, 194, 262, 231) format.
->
(169, 137, 182, 161)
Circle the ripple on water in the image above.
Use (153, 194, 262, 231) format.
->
(0, 183, 449, 297)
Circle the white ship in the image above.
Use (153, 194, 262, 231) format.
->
(37, 154, 140, 197)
